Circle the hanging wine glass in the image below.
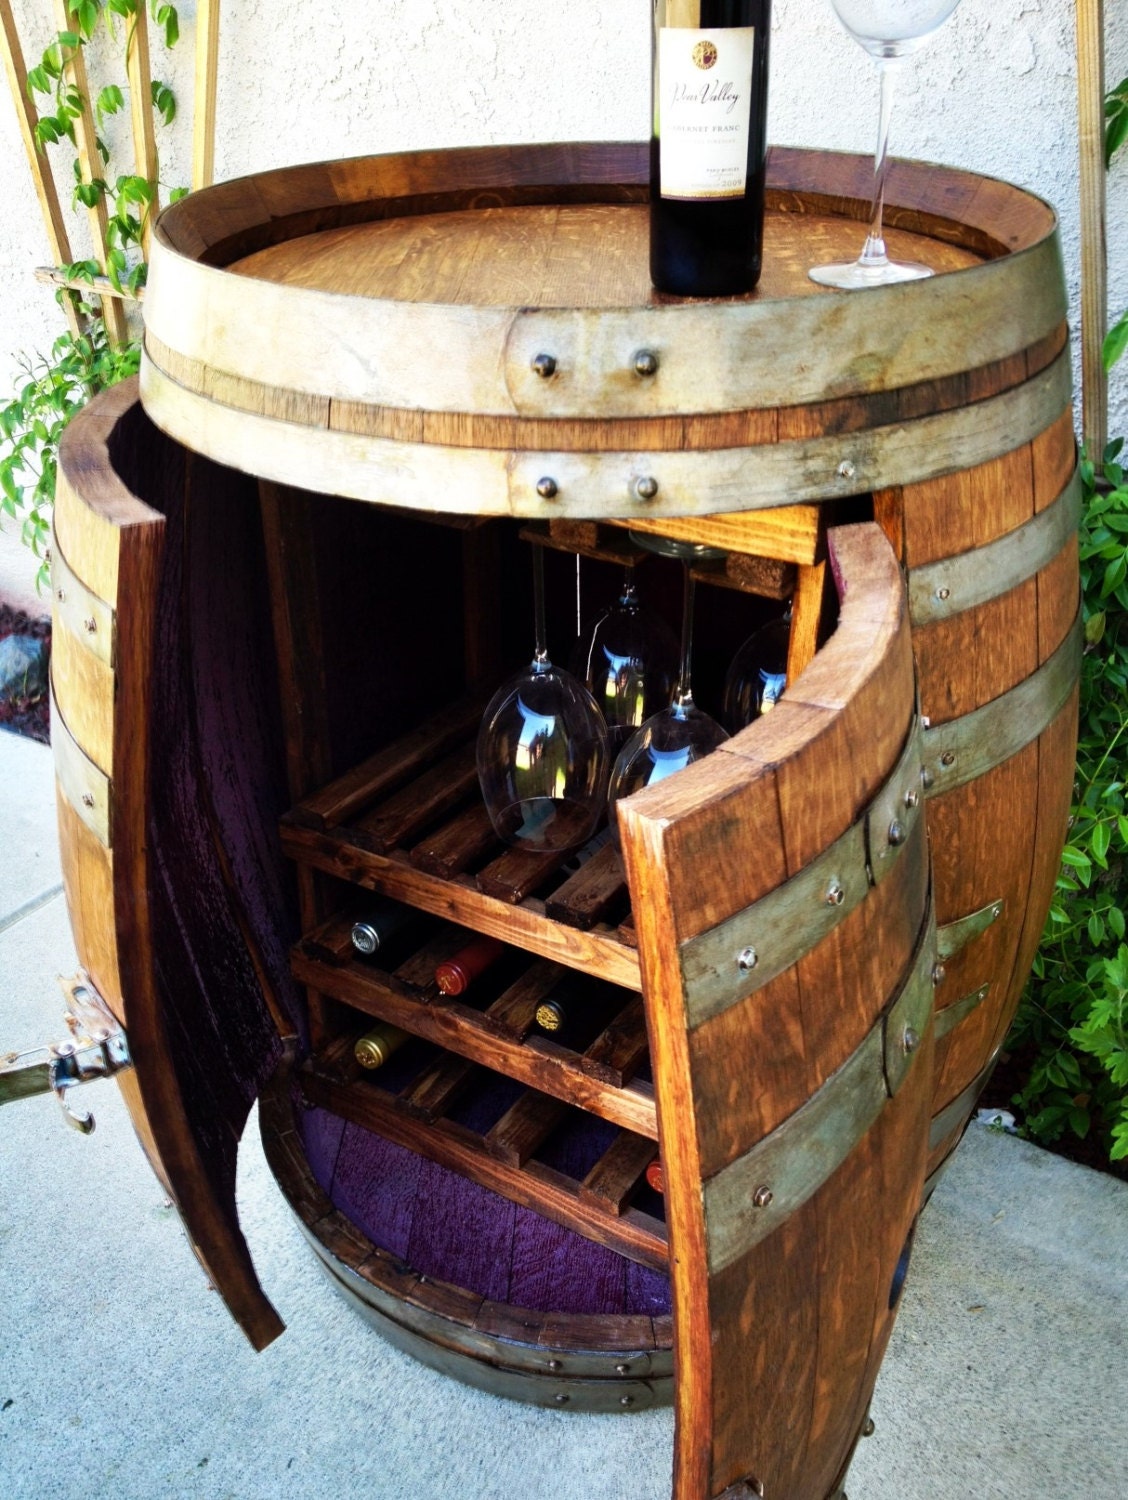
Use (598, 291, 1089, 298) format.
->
(477, 542, 610, 853)
(722, 608, 791, 732)
(571, 565, 680, 755)
(809, 0, 963, 290)
(607, 538, 730, 833)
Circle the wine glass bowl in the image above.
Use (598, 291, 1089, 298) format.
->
(809, 0, 964, 289)
(477, 660, 610, 852)
(477, 542, 610, 854)
(572, 568, 680, 754)
(830, 0, 960, 57)
(722, 612, 791, 732)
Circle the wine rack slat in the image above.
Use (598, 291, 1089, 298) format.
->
(298, 1057, 669, 1271)
(282, 822, 641, 989)
(580, 1131, 660, 1216)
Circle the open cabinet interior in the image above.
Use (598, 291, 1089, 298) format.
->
(104, 395, 868, 1393)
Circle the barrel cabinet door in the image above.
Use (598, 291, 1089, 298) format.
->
(53, 378, 286, 1349)
(618, 523, 932, 1500)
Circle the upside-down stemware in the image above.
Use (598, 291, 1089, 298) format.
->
(607, 540, 729, 833)
(571, 565, 680, 755)
(477, 542, 610, 853)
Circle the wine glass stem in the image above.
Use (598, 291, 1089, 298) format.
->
(673, 563, 696, 709)
(860, 57, 902, 270)
(532, 542, 550, 667)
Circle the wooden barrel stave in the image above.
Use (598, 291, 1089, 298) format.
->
(877, 405, 1079, 1170)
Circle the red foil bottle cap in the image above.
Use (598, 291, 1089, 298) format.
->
(435, 936, 505, 996)
(645, 1159, 665, 1194)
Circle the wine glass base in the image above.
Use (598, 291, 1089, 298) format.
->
(808, 257, 933, 290)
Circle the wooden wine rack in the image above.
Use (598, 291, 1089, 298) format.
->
(280, 692, 642, 991)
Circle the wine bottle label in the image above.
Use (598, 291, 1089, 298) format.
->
(658, 27, 755, 201)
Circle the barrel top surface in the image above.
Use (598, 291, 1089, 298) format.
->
(228, 202, 983, 308)
(140, 142, 1068, 518)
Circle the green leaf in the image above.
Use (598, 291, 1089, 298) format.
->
(96, 84, 124, 120)
(1104, 311, 1128, 374)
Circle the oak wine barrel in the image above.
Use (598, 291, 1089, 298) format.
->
(49, 143, 1079, 1499)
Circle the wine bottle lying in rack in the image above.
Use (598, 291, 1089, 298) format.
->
(354, 1021, 410, 1070)
(434, 935, 506, 996)
(645, 1159, 665, 1194)
(350, 898, 415, 957)
(532, 976, 626, 1051)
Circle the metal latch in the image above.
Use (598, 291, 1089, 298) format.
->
(0, 971, 132, 1133)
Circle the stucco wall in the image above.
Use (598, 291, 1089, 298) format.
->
(1, 0, 1125, 440)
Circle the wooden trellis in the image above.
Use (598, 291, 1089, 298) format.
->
(0, 0, 220, 343)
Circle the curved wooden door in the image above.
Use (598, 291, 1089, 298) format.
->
(618, 524, 932, 1500)
(54, 378, 285, 1350)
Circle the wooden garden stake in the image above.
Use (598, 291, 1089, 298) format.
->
(1076, 0, 1107, 459)
(192, 0, 220, 191)
(125, 0, 159, 256)
(52, 0, 129, 346)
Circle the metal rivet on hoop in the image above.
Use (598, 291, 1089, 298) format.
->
(940, 750, 956, 768)
(536, 477, 559, 500)
(837, 460, 857, 482)
(752, 1185, 773, 1209)
(932, 963, 946, 987)
(531, 353, 556, 378)
(888, 819, 906, 847)
(825, 880, 845, 906)
(634, 476, 659, 502)
(902, 1027, 920, 1056)
(738, 947, 758, 973)
(633, 349, 659, 377)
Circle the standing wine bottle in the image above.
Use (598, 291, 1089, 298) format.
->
(650, 0, 772, 296)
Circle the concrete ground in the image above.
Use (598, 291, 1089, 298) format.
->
(1, 724, 1126, 1500)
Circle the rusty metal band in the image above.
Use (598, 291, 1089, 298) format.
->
(703, 908, 935, 1276)
(50, 532, 115, 667)
(909, 467, 1081, 625)
(936, 899, 1006, 961)
(50, 678, 111, 845)
(928, 1044, 1004, 1151)
(680, 719, 924, 1029)
(140, 348, 1072, 520)
(922, 608, 1082, 798)
(934, 983, 992, 1040)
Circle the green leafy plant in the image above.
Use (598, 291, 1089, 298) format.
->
(0, 326, 141, 588)
(1008, 73, 1128, 1167)
(1, 0, 181, 583)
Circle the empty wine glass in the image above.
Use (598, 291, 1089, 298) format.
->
(809, 0, 963, 290)
(477, 542, 610, 852)
(571, 565, 679, 754)
(723, 609, 791, 732)
(607, 539, 730, 832)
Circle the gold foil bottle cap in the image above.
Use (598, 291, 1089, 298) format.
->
(354, 1022, 408, 1069)
(535, 999, 565, 1033)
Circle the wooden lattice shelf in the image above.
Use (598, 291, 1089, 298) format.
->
(299, 1015, 665, 1271)
(280, 693, 641, 991)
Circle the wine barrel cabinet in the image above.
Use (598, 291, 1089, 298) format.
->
(50, 144, 1078, 1500)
